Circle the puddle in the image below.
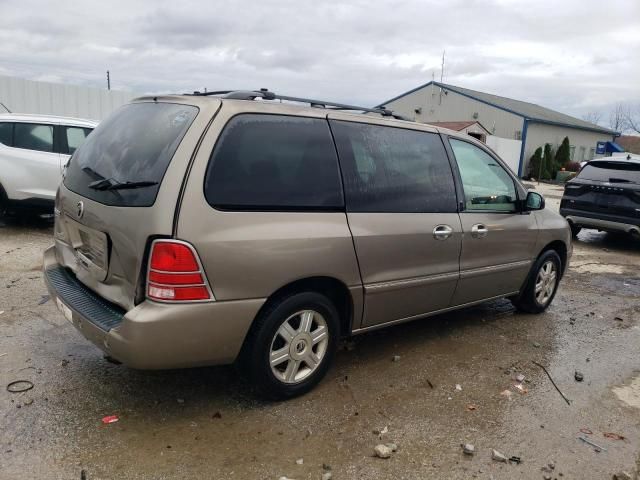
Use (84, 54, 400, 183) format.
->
(589, 276, 640, 295)
(613, 376, 640, 409)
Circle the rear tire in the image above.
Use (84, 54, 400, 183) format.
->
(511, 250, 562, 314)
(240, 291, 340, 400)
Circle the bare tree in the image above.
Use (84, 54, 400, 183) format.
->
(623, 104, 640, 134)
(609, 103, 629, 133)
(582, 111, 602, 125)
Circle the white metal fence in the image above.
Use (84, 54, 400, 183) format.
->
(0, 75, 137, 121)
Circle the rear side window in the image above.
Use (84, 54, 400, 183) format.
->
(330, 120, 457, 213)
(64, 103, 198, 207)
(14, 123, 54, 152)
(0, 122, 12, 146)
(578, 162, 640, 184)
(205, 114, 343, 210)
(65, 126, 93, 154)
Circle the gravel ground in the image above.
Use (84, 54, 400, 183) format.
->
(1, 184, 639, 479)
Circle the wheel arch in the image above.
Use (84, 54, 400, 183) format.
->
(539, 240, 567, 277)
(252, 276, 354, 338)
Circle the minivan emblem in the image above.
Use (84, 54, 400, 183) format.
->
(76, 201, 84, 219)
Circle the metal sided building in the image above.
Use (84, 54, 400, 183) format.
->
(378, 81, 619, 177)
(0, 75, 137, 121)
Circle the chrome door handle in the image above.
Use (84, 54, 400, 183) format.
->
(433, 224, 453, 240)
(471, 223, 488, 238)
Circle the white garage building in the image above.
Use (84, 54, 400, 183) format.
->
(378, 81, 619, 177)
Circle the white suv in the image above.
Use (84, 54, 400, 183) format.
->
(0, 113, 98, 214)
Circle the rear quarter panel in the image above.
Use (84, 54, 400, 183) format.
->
(176, 101, 363, 313)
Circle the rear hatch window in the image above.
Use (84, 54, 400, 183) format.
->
(63, 102, 198, 207)
(577, 162, 640, 184)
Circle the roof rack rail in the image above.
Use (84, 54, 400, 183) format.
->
(187, 88, 410, 121)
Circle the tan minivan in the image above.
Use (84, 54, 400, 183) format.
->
(44, 90, 571, 398)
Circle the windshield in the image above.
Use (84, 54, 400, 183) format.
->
(63, 102, 198, 207)
(577, 162, 640, 184)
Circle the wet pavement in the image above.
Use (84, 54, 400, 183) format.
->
(1, 193, 639, 479)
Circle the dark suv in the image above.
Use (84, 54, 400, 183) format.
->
(560, 158, 640, 238)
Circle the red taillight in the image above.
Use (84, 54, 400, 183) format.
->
(147, 240, 212, 302)
(150, 242, 200, 271)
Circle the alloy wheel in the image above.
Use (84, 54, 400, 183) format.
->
(269, 310, 329, 384)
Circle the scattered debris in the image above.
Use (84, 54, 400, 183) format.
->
(514, 383, 528, 394)
(426, 379, 434, 389)
(374, 444, 393, 459)
(0, 353, 7, 358)
(101, 415, 119, 425)
(515, 373, 525, 383)
(177, 398, 185, 404)
(614, 316, 624, 322)
(23, 399, 33, 406)
(6, 380, 34, 393)
(278, 477, 296, 480)
(613, 472, 632, 480)
(321, 472, 332, 480)
(81, 469, 87, 480)
(61, 359, 69, 367)
(574, 371, 584, 382)
(392, 355, 401, 362)
(508, 456, 522, 464)
(373, 426, 388, 437)
(603, 432, 625, 441)
(462, 443, 475, 455)
(295, 458, 303, 465)
(466, 404, 478, 411)
(455, 384, 462, 391)
(580, 428, 593, 435)
(533, 342, 541, 348)
(543, 475, 552, 480)
(491, 449, 508, 463)
(578, 436, 607, 452)
(500, 389, 513, 400)
(532, 361, 571, 405)
(37, 295, 50, 305)
(386, 443, 398, 452)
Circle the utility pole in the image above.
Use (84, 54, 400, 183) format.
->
(439, 50, 445, 105)
(106, 70, 111, 90)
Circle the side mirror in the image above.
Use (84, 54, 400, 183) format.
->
(525, 191, 545, 211)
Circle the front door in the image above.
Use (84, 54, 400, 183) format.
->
(329, 116, 462, 328)
(447, 138, 538, 305)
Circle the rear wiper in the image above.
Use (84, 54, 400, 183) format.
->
(105, 180, 158, 190)
(609, 178, 634, 184)
(88, 178, 158, 191)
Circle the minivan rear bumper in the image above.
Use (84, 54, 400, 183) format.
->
(43, 246, 264, 369)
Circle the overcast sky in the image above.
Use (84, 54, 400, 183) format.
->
(1, 0, 639, 123)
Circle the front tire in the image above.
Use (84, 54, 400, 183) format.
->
(511, 250, 562, 314)
(241, 292, 340, 400)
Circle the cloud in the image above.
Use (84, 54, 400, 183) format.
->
(0, 0, 638, 119)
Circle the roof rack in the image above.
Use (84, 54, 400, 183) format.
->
(187, 88, 410, 121)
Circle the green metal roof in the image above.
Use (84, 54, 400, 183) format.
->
(378, 81, 618, 136)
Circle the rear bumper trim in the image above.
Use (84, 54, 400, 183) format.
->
(563, 214, 640, 234)
(44, 266, 125, 332)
